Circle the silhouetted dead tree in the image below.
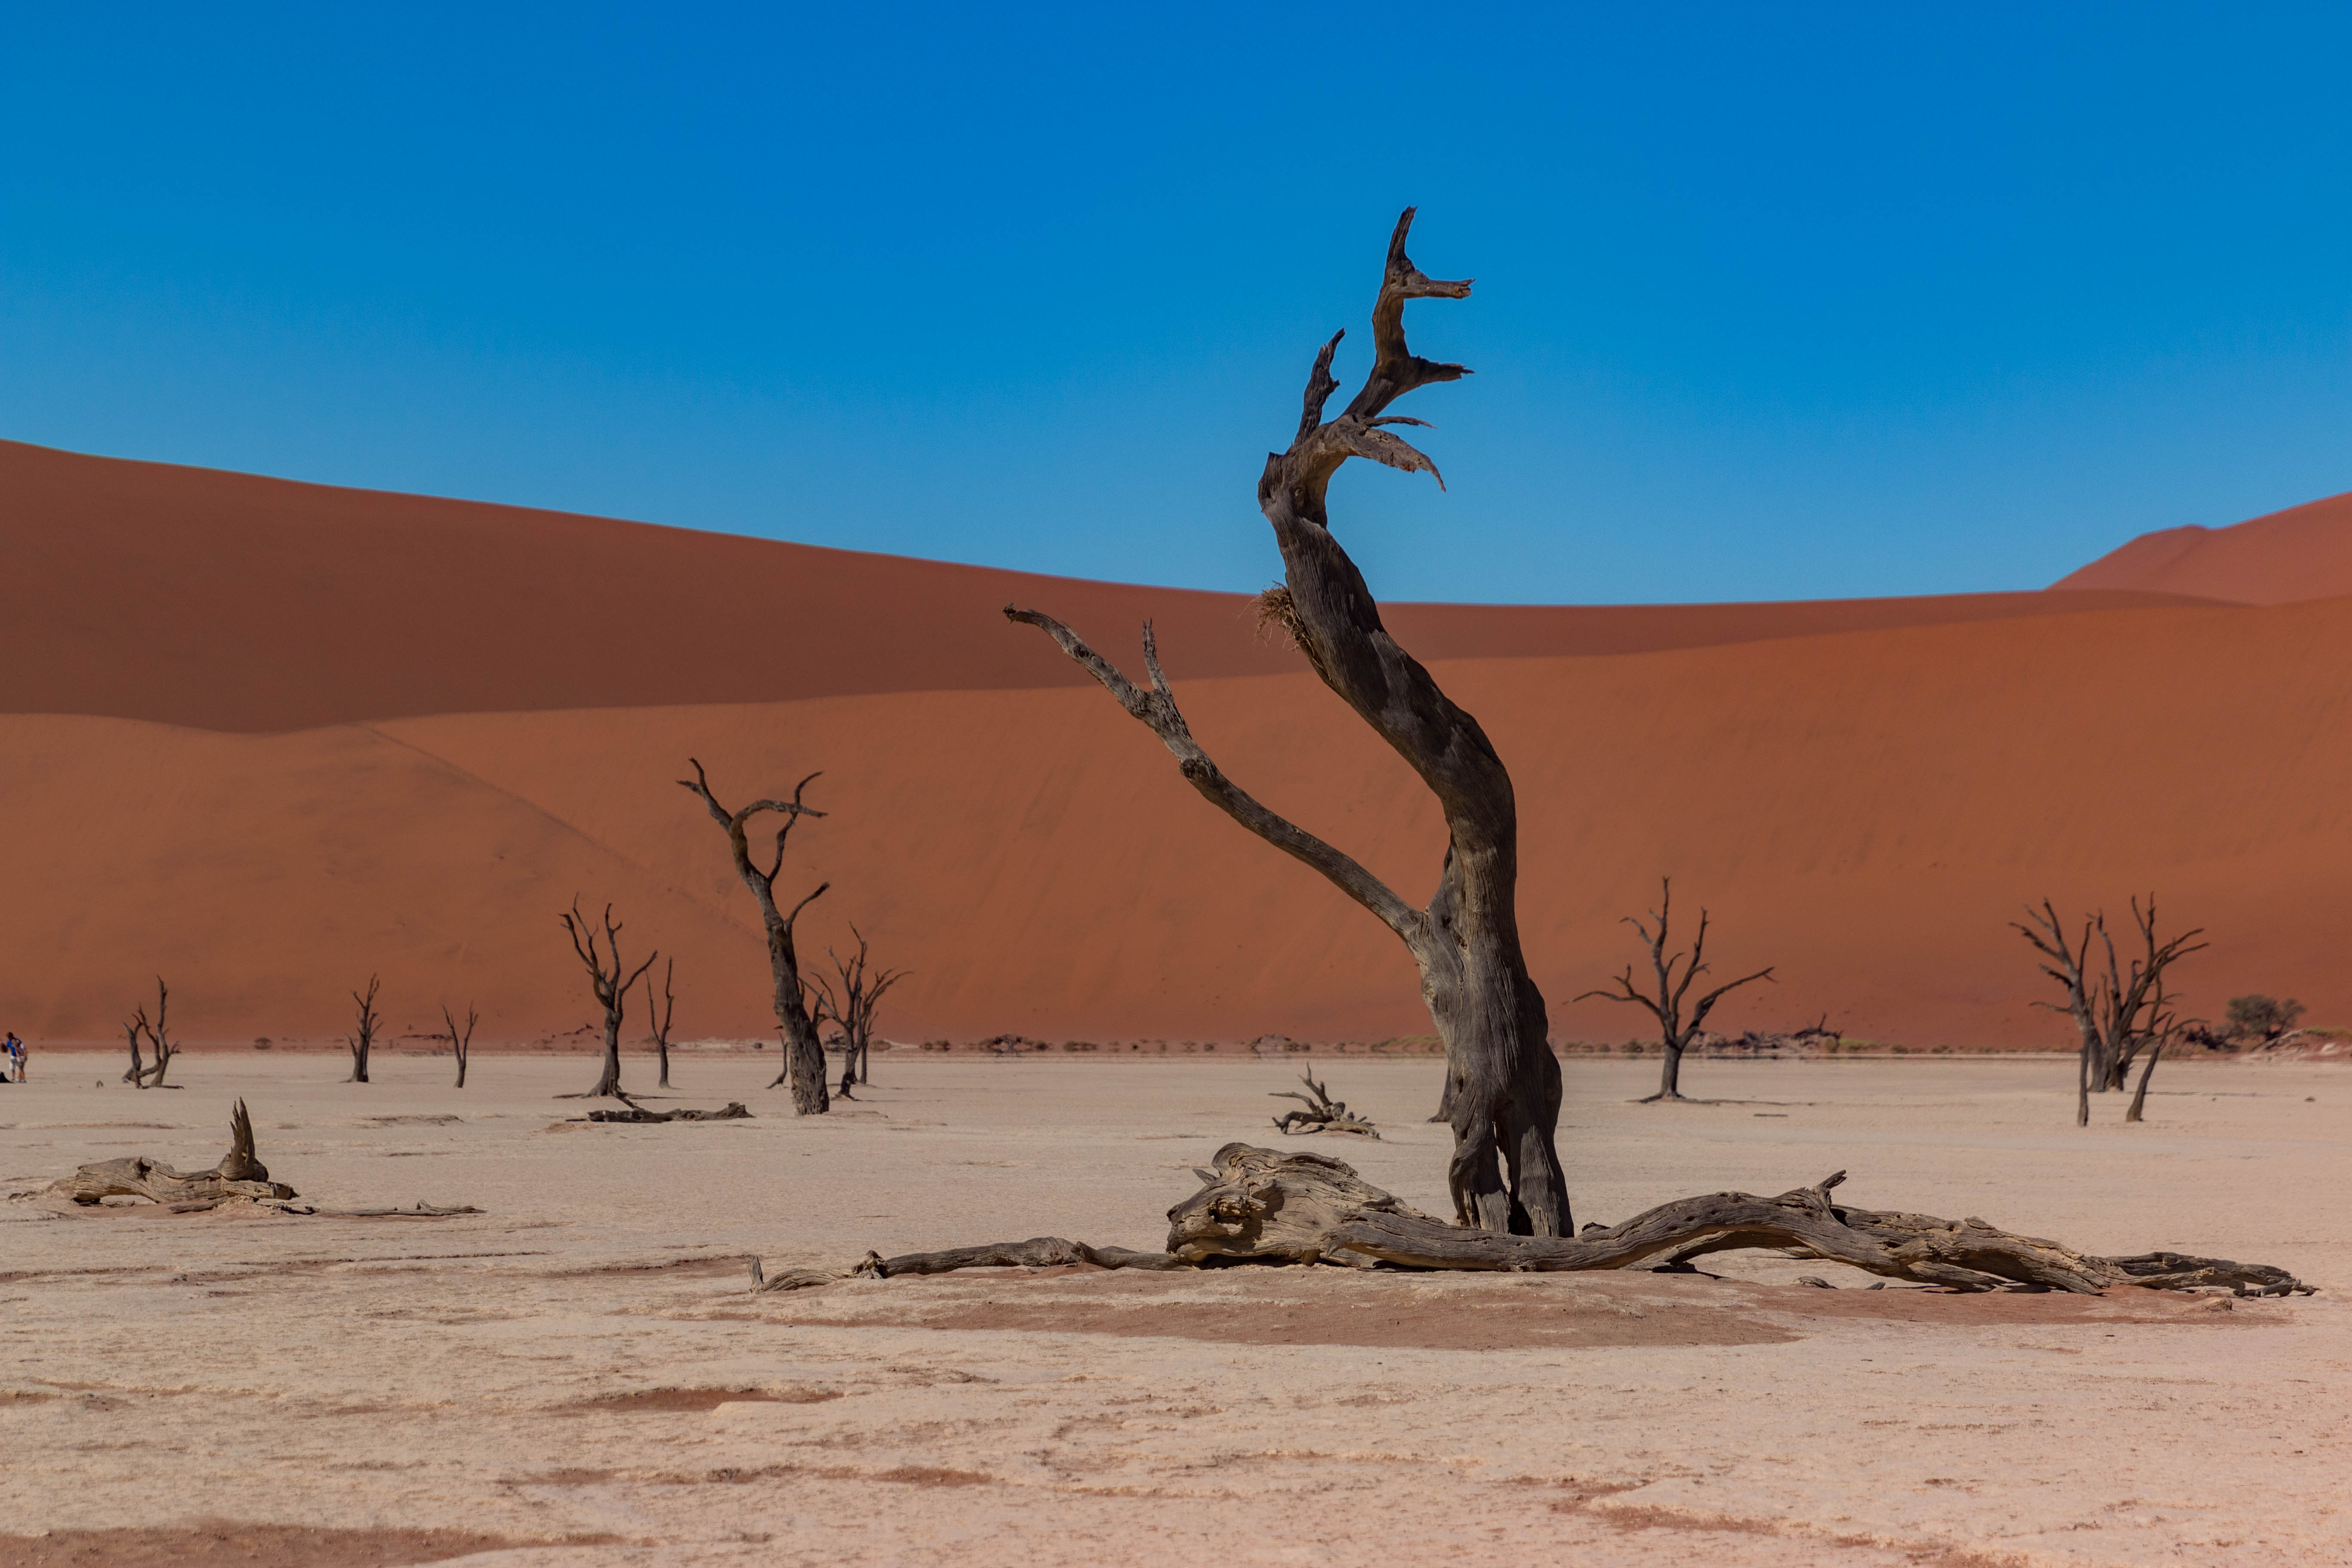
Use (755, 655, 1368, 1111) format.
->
(127, 978, 175, 1088)
(346, 975, 381, 1084)
(1008, 210, 1572, 1235)
(2017, 896, 2205, 1126)
(121, 1017, 145, 1086)
(560, 899, 658, 1099)
(812, 924, 905, 1095)
(441, 1001, 478, 1089)
(679, 761, 832, 1114)
(649, 958, 677, 1089)
(1577, 878, 1774, 1102)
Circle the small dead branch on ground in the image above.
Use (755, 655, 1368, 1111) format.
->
(1270, 1069, 1379, 1137)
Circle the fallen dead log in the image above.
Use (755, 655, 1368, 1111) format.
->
(577, 1095, 752, 1124)
(36, 1100, 296, 1206)
(750, 1142, 2312, 1298)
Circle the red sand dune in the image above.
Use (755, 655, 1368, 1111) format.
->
(2, 441, 2347, 1048)
(2052, 488, 2352, 603)
(4, 439, 2204, 731)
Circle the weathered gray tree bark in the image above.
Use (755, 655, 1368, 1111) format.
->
(680, 760, 830, 1115)
(752, 1142, 2311, 1298)
(346, 974, 381, 1084)
(441, 1001, 478, 1089)
(560, 900, 658, 1099)
(43, 1100, 296, 1207)
(1009, 209, 1569, 1235)
(1576, 877, 1773, 1102)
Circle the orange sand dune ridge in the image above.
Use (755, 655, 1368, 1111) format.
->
(2052, 488, 2352, 603)
(2, 591, 2345, 1048)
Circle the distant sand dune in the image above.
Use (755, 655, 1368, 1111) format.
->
(2052, 487, 2352, 603)
(5, 442, 2346, 1046)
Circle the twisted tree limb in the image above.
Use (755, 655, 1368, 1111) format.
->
(750, 1144, 2311, 1298)
(37, 1100, 296, 1206)
(1009, 209, 1568, 1237)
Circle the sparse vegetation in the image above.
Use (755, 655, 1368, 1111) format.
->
(2225, 994, 2304, 1042)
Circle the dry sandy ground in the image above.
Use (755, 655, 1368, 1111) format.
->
(0, 1053, 2344, 1567)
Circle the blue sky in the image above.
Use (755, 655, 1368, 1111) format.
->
(5, 4, 2348, 603)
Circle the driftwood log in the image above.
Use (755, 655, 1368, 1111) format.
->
(750, 1143, 2310, 1298)
(38, 1100, 296, 1206)
(1270, 1070, 1379, 1137)
(580, 1096, 752, 1124)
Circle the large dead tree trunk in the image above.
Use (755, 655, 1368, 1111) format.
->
(812, 923, 905, 1095)
(680, 761, 830, 1115)
(43, 1100, 296, 1207)
(1009, 210, 1571, 1235)
(1577, 878, 1773, 1102)
(560, 899, 658, 1099)
(752, 1142, 2310, 1299)
(346, 974, 381, 1084)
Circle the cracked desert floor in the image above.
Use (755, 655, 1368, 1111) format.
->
(1, 1052, 2345, 1567)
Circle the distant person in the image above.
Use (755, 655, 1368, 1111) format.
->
(3, 1032, 21, 1083)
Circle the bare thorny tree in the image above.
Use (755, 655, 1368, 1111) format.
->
(2015, 896, 2206, 1127)
(346, 975, 381, 1084)
(812, 925, 905, 1098)
(680, 760, 831, 1115)
(440, 1001, 478, 1089)
(123, 977, 175, 1089)
(1011, 208, 1566, 1234)
(561, 899, 659, 1099)
(749, 211, 2311, 1305)
(1576, 878, 1774, 1102)
(648, 958, 678, 1090)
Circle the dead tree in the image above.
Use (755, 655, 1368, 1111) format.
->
(1270, 1069, 1379, 1137)
(127, 977, 175, 1088)
(752, 1142, 2310, 1298)
(43, 1099, 296, 1207)
(679, 760, 831, 1115)
(649, 959, 677, 1089)
(346, 974, 381, 1084)
(811, 924, 906, 1093)
(2018, 897, 2205, 1125)
(1575, 878, 1774, 1102)
(560, 899, 658, 1099)
(1008, 210, 1571, 1235)
(441, 1001, 478, 1089)
(121, 1017, 145, 1086)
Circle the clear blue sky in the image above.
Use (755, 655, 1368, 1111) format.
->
(5, 5, 2347, 603)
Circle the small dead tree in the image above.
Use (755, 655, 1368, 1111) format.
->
(1576, 879, 1773, 1102)
(127, 977, 175, 1089)
(679, 760, 831, 1115)
(2017, 896, 2205, 1126)
(560, 899, 658, 1099)
(811, 924, 906, 1094)
(346, 975, 381, 1084)
(1009, 210, 1574, 1235)
(441, 1001, 478, 1089)
(121, 1016, 145, 1086)
(648, 958, 677, 1090)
